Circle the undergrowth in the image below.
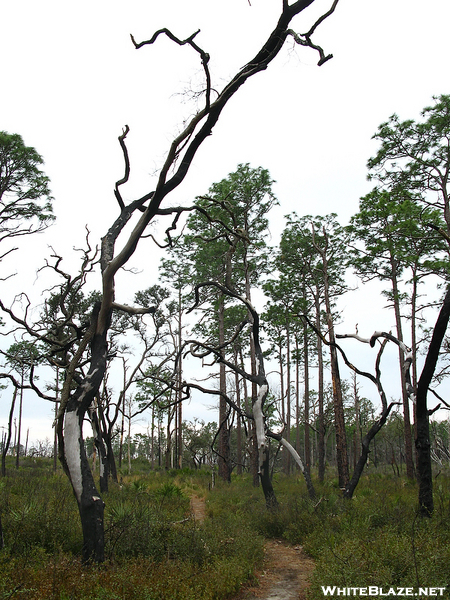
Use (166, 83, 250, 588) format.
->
(206, 471, 450, 597)
(1, 464, 450, 598)
(0, 466, 262, 599)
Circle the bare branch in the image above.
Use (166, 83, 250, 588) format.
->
(111, 302, 156, 316)
(114, 125, 131, 211)
(131, 29, 211, 110)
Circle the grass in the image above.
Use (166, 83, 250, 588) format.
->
(0, 464, 263, 599)
(205, 471, 450, 596)
(1, 463, 450, 598)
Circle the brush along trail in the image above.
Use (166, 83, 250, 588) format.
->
(190, 495, 315, 600)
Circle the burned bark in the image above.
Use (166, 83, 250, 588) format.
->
(416, 285, 450, 516)
(58, 316, 108, 563)
(1, 387, 17, 477)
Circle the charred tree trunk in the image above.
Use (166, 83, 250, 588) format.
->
(234, 347, 243, 475)
(353, 372, 361, 470)
(65, 405, 105, 563)
(344, 402, 397, 499)
(303, 319, 311, 477)
(58, 311, 107, 563)
(323, 279, 349, 488)
(2, 387, 17, 477)
(118, 396, 125, 470)
(329, 342, 349, 488)
(98, 401, 118, 485)
(89, 405, 109, 494)
(178, 291, 183, 470)
(284, 321, 292, 474)
(15, 378, 23, 469)
(295, 337, 300, 456)
(416, 286, 450, 516)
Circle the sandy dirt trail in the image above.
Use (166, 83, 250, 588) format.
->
(189, 496, 315, 600)
(232, 539, 315, 600)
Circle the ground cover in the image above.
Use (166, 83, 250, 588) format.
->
(0, 462, 449, 599)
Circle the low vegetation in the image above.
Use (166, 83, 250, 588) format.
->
(0, 461, 262, 599)
(0, 459, 449, 598)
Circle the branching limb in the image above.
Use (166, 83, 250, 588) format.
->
(299, 314, 377, 385)
(154, 200, 246, 248)
(429, 387, 450, 410)
(56, 303, 100, 429)
(111, 302, 156, 316)
(183, 381, 252, 420)
(298, 313, 411, 498)
(426, 222, 450, 246)
(286, 1, 339, 65)
(344, 400, 400, 498)
(305, 0, 340, 37)
(266, 430, 316, 499)
(114, 125, 131, 211)
(131, 29, 211, 109)
(370, 331, 415, 403)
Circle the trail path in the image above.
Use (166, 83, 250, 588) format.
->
(189, 496, 315, 600)
(189, 495, 206, 523)
(232, 539, 315, 600)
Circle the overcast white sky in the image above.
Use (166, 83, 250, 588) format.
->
(1, 0, 450, 443)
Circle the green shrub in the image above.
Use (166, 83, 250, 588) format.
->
(3, 465, 450, 599)
(0, 471, 82, 555)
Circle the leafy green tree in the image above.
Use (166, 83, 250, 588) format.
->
(367, 94, 450, 238)
(0, 131, 53, 256)
(184, 163, 277, 483)
(106, 285, 172, 477)
(135, 364, 174, 468)
(272, 213, 349, 486)
(348, 190, 445, 479)
(183, 419, 217, 469)
(159, 250, 195, 470)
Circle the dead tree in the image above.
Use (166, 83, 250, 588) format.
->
(1, 1, 340, 561)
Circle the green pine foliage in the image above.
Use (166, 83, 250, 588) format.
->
(0, 131, 54, 238)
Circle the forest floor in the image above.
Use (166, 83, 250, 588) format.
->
(190, 496, 315, 600)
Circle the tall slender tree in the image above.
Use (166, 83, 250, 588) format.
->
(272, 213, 349, 486)
(183, 164, 277, 481)
(348, 191, 444, 478)
(367, 94, 450, 238)
(3, 341, 41, 468)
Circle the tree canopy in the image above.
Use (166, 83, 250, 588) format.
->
(0, 131, 54, 250)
